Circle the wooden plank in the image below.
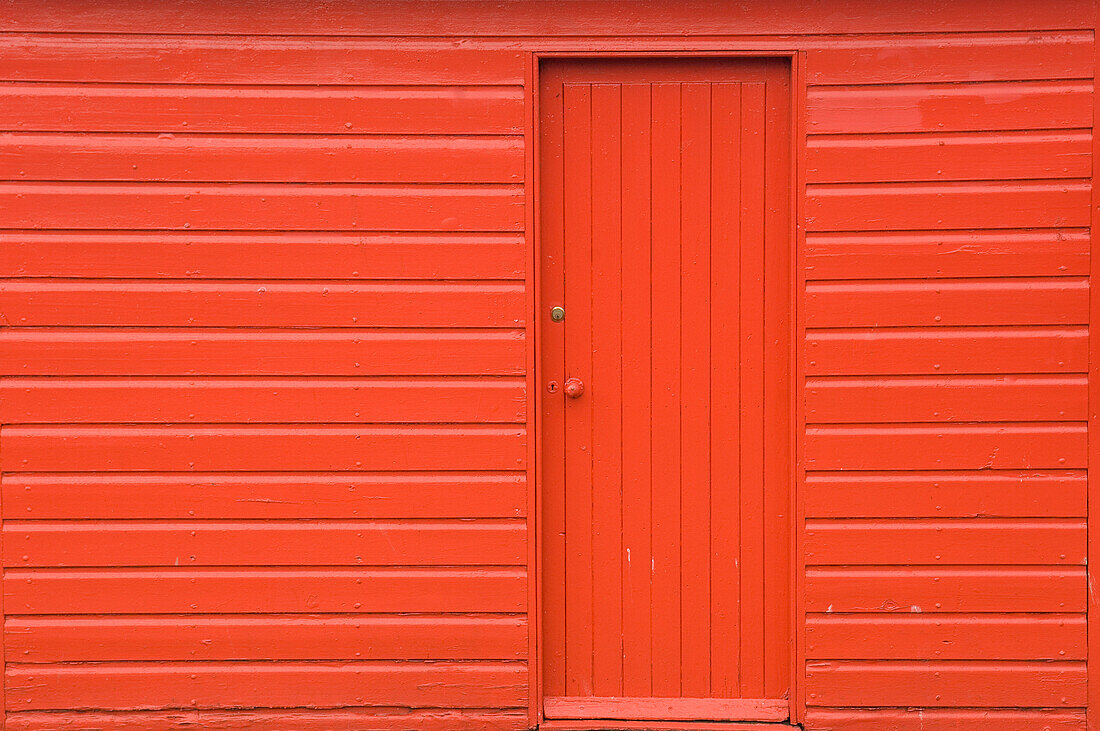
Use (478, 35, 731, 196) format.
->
(618, 80, 653, 698)
(708, 81, 741, 699)
(806, 423, 1086, 471)
(6, 615, 527, 662)
(806, 181, 1091, 232)
(2, 472, 528, 520)
(807, 326, 1087, 376)
(5, 661, 528, 711)
(0, 133, 523, 183)
(4, 520, 526, 567)
(805, 660, 1086, 708)
(805, 229, 1090, 280)
(5, 709, 528, 731)
(805, 33, 1093, 84)
(807, 81, 1091, 134)
(589, 81, 625, 697)
(543, 696, 787, 722)
(761, 72, 793, 701)
(678, 80, 712, 699)
(1, 425, 526, 472)
(5, 709, 529, 731)
(738, 80, 768, 700)
(0, 377, 526, 424)
(0, 41, 525, 84)
(649, 81, 683, 697)
(0, 329, 525, 376)
(804, 470, 1086, 518)
(807, 130, 1091, 183)
(805, 614, 1086, 660)
(804, 518, 1085, 565)
(0, 84, 523, 134)
(0, 232, 526, 280)
(807, 277, 1087, 327)
(805, 567, 1085, 613)
(0, 281, 524, 328)
(807, 375, 1087, 423)
(561, 82, 595, 697)
(0, 280, 524, 328)
(0, 0, 1089, 34)
(4, 567, 526, 614)
(0, 183, 524, 232)
(804, 709, 1085, 731)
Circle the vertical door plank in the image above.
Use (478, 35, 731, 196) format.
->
(620, 82, 655, 698)
(762, 76, 793, 701)
(679, 81, 713, 698)
(709, 81, 744, 698)
(590, 83, 625, 697)
(539, 67, 569, 699)
(738, 81, 768, 699)
(649, 81, 684, 698)
(562, 82, 595, 696)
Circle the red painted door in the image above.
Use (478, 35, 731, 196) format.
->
(539, 58, 792, 723)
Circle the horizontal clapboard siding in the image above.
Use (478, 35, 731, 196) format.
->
(806, 423, 1086, 470)
(805, 229, 1090, 280)
(2, 473, 528, 519)
(0, 29, 535, 730)
(804, 519, 1086, 565)
(5, 661, 529, 710)
(807, 130, 1091, 183)
(806, 614, 1085, 660)
(0, 378, 527, 423)
(806, 661, 1086, 707)
(805, 471, 1087, 518)
(806, 277, 1088, 327)
(6, 615, 529, 662)
(804, 709, 1086, 730)
(805, 567, 1085, 613)
(0, 232, 527, 279)
(0, 43, 527, 84)
(807, 326, 1087, 375)
(0, 9, 1093, 730)
(3, 710, 530, 731)
(806, 180, 1091, 231)
(802, 31, 1092, 84)
(4, 520, 528, 567)
(0, 183, 525, 231)
(807, 80, 1092, 133)
(803, 27, 1090, 728)
(0, 133, 525, 183)
(4, 568, 528, 614)
(0, 1, 1091, 33)
(0, 84, 524, 134)
(0, 281, 526, 327)
(0, 329, 526, 376)
(807, 375, 1087, 423)
(2, 425, 527, 472)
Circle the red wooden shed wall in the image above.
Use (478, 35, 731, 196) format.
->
(0, 1, 1094, 729)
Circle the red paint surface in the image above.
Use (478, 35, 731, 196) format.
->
(0, 2, 1091, 730)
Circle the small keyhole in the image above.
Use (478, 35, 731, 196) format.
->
(547, 381, 559, 393)
(550, 306, 565, 322)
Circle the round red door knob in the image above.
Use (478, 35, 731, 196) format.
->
(563, 377, 585, 399)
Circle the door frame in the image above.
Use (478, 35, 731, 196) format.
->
(525, 48, 807, 730)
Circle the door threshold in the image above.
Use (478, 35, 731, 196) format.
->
(544, 696, 788, 724)
(539, 720, 797, 731)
